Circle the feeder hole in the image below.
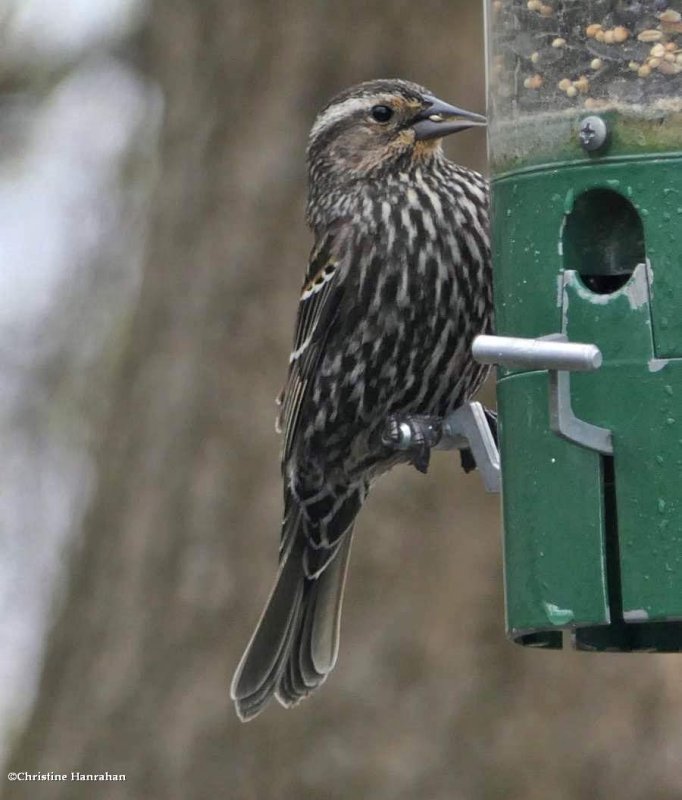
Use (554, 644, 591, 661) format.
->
(563, 189, 645, 295)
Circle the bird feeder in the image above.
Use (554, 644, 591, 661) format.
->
(479, 0, 682, 650)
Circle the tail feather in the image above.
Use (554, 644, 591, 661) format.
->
(277, 531, 353, 707)
(233, 600, 302, 721)
(230, 538, 305, 720)
(231, 523, 354, 720)
(310, 531, 352, 674)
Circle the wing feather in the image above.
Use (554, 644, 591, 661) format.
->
(277, 225, 348, 463)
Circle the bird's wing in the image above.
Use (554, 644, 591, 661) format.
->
(277, 222, 348, 464)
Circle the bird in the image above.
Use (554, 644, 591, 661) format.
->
(231, 78, 492, 721)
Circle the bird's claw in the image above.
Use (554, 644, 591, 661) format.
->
(381, 414, 443, 474)
(411, 444, 432, 474)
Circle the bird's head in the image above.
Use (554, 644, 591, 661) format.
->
(307, 79, 485, 183)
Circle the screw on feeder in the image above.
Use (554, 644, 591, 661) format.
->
(578, 116, 608, 152)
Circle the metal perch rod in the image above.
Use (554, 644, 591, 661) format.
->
(473, 334, 602, 372)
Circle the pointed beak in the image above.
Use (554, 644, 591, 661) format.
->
(412, 96, 486, 141)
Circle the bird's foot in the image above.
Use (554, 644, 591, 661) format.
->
(381, 414, 443, 474)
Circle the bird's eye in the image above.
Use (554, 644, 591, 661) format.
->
(370, 105, 394, 123)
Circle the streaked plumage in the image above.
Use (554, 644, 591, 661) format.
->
(231, 79, 492, 721)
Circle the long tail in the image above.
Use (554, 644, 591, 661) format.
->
(230, 522, 354, 721)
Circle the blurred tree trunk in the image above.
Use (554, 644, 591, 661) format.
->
(4, 2, 489, 799)
(8, 2, 682, 800)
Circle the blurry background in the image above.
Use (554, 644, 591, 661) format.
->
(2, 0, 682, 798)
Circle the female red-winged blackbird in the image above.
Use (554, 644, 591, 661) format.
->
(231, 79, 491, 721)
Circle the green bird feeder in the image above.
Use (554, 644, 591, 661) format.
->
(475, 0, 682, 650)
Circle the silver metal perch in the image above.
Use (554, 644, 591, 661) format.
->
(473, 333, 613, 455)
